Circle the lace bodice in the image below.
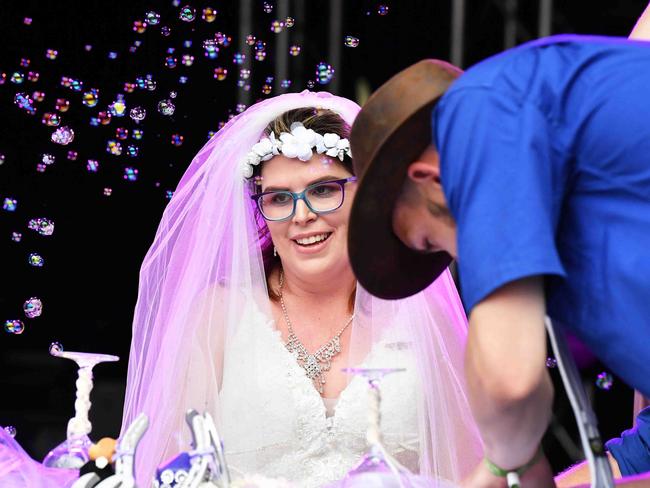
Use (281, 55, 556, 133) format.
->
(219, 303, 421, 488)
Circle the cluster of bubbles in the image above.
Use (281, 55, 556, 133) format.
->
(315, 62, 335, 85)
(3, 197, 17, 212)
(28, 253, 44, 267)
(28, 218, 55, 236)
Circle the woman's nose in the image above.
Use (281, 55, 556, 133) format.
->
(292, 199, 317, 224)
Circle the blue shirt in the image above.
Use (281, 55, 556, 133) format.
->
(606, 407, 650, 476)
(433, 35, 650, 396)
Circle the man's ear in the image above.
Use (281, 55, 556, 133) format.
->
(406, 161, 441, 185)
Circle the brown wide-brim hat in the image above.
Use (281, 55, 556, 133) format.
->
(348, 59, 462, 300)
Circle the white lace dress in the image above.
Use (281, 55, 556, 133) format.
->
(219, 303, 421, 488)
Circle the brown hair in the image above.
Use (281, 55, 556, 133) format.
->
(249, 107, 356, 311)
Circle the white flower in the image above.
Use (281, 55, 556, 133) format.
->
(241, 161, 254, 178)
(280, 123, 316, 161)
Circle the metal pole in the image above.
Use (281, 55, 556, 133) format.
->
(503, 0, 518, 49)
(328, 0, 343, 93)
(237, 0, 253, 108)
(538, 0, 553, 38)
(450, 0, 465, 67)
(275, 0, 290, 94)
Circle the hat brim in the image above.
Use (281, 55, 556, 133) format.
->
(348, 104, 452, 300)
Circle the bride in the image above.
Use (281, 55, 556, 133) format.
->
(120, 90, 483, 487)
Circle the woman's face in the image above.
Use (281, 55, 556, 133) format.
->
(260, 153, 356, 281)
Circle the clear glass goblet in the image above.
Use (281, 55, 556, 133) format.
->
(42, 344, 119, 469)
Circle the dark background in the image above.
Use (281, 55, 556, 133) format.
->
(0, 0, 646, 475)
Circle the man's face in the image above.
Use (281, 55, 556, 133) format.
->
(391, 147, 458, 257)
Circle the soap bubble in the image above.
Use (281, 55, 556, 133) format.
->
(202, 7, 217, 22)
(130, 106, 146, 122)
(246, 34, 256, 46)
(87, 160, 99, 172)
(4, 426, 17, 438)
(179, 6, 197, 22)
(344, 36, 360, 48)
(171, 134, 184, 146)
(214, 67, 228, 80)
(307, 80, 315, 89)
(28, 253, 44, 267)
(263, 2, 273, 13)
(285, 16, 295, 27)
(124, 167, 139, 181)
(596, 372, 613, 390)
(161, 26, 172, 36)
(233, 53, 246, 65)
(12, 232, 22, 242)
(315, 62, 334, 85)
(51, 126, 74, 145)
(82, 89, 99, 107)
(23, 297, 43, 319)
(262, 84, 272, 95)
(4, 320, 24, 335)
(145, 11, 161, 25)
(378, 4, 389, 15)
(158, 99, 176, 116)
(289, 45, 301, 56)
(3, 198, 17, 212)
(270, 20, 284, 33)
(28, 218, 55, 236)
(103, 188, 113, 196)
(545, 357, 557, 368)
(49, 342, 64, 354)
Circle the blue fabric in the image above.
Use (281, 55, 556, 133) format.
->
(606, 407, 650, 476)
(433, 35, 650, 396)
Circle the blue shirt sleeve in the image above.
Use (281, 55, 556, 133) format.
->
(606, 407, 650, 476)
(433, 87, 567, 312)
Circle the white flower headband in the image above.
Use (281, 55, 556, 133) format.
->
(241, 122, 352, 179)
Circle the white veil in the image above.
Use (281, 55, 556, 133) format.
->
(120, 90, 483, 485)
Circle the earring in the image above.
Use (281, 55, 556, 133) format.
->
(273, 246, 277, 257)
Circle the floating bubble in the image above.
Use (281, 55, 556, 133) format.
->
(214, 67, 228, 81)
(236, 103, 247, 113)
(124, 82, 136, 93)
(28, 218, 55, 236)
(124, 167, 139, 181)
(254, 40, 266, 52)
(344, 36, 360, 48)
(182, 54, 195, 66)
(263, 2, 273, 13)
(4, 320, 24, 335)
(27, 71, 40, 83)
(11, 72, 25, 84)
(130, 106, 147, 122)
(49, 342, 64, 354)
(158, 99, 176, 115)
(41, 113, 60, 126)
(132, 129, 144, 140)
(107, 140, 123, 156)
(24, 17, 32, 25)
(271, 20, 284, 33)
(161, 26, 172, 36)
(377, 4, 389, 15)
(3, 198, 17, 212)
(596, 372, 613, 390)
(36, 164, 47, 173)
(169, 91, 178, 99)
(41, 154, 56, 165)
(165, 56, 178, 69)
(28, 253, 44, 267)
(171, 134, 184, 146)
(116, 128, 129, 140)
(23, 297, 43, 319)
(315, 62, 334, 85)
(67, 151, 78, 161)
(12, 232, 22, 242)
(307, 80, 315, 89)
(179, 6, 196, 22)
(246, 34, 256, 46)
(87, 160, 99, 172)
(285, 16, 295, 27)
(233, 53, 246, 65)
(55, 98, 70, 112)
(20, 58, 31, 68)
(127, 145, 139, 157)
(51, 126, 74, 145)
(14, 92, 34, 110)
(146, 11, 161, 25)
(281, 79, 292, 89)
(103, 188, 112, 196)
(133, 20, 147, 34)
(46, 49, 58, 60)
(97, 111, 112, 125)
(84, 44, 93, 51)
(255, 51, 267, 61)
(4, 426, 17, 438)
(289, 45, 301, 56)
(32, 90, 45, 102)
(82, 89, 99, 107)
(262, 84, 272, 95)
(545, 357, 557, 368)
(202, 7, 217, 22)
(240, 69, 251, 80)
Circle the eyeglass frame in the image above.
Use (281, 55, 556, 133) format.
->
(250, 176, 358, 222)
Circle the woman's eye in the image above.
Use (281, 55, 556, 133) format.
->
(309, 184, 338, 197)
(270, 193, 291, 204)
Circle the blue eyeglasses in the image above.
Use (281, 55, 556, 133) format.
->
(251, 177, 357, 221)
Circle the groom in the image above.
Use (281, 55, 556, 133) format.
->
(347, 35, 650, 487)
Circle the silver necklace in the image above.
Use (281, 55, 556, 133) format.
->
(279, 270, 354, 395)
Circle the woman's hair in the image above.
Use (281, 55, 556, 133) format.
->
(249, 107, 355, 307)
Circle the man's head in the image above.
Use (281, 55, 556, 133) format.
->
(393, 144, 457, 258)
(347, 59, 462, 299)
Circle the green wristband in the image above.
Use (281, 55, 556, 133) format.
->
(484, 447, 544, 488)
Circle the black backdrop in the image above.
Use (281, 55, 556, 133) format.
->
(0, 0, 646, 474)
